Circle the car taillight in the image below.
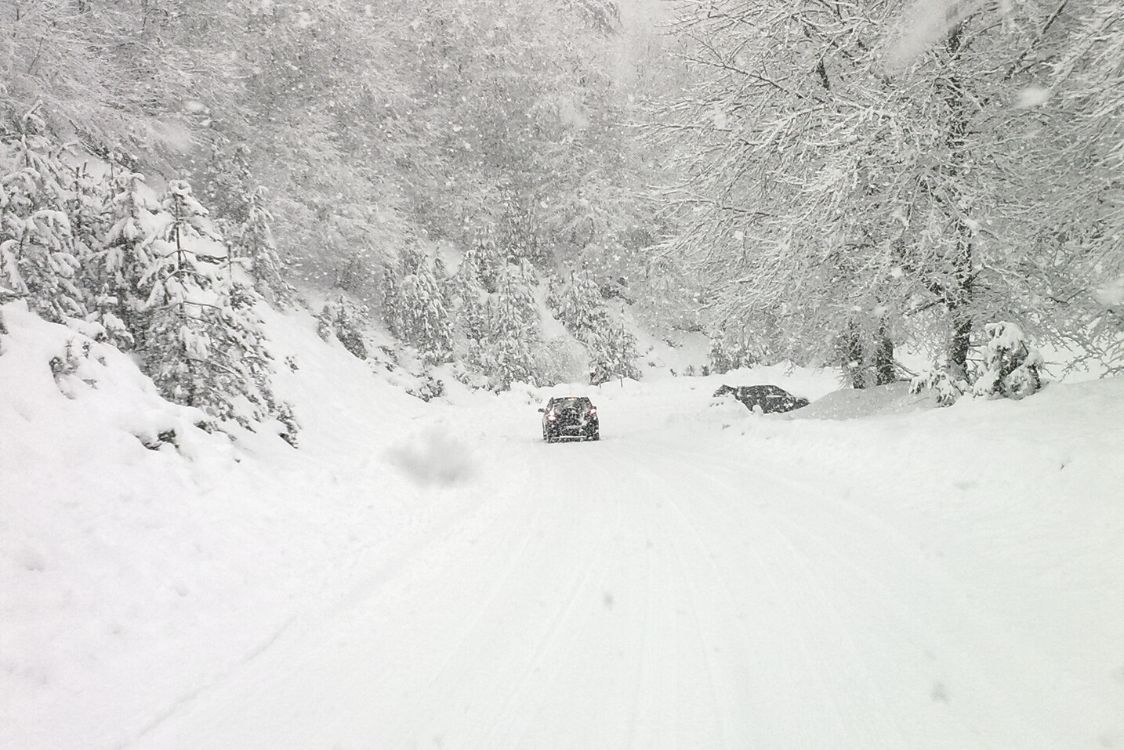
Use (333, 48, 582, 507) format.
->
(547, 411, 558, 421)
(588, 408, 597, 416)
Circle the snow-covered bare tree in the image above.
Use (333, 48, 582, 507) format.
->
(656, 0, 1120, 378)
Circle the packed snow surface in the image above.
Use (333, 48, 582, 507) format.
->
(2, 302, 1123, 749)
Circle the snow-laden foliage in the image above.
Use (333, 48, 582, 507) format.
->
(911, 320, 1042, 405)
(88, 165, 156, 350)
(656, 0, 1124, 377)
(317, 296, 371, 361)
(472, 261, 543, 390)
(383, 247, 453, 366)
(910, 368, 969, 408)
(708, 329, 766, 375)
(549, 272, 642, 383)
(142, 180, 296, 440)
(1, 124, 296, 441)
(0, 124, 85, 323)
(971, 322, 1043, 400)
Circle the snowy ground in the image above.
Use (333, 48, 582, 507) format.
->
(2, 301, 1123, 749)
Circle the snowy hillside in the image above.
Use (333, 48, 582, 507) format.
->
(3, 300, 1122, 749)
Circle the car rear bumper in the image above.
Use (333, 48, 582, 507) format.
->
(546, 421, 599, 439)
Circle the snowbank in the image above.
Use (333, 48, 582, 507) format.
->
(0, 300, 437, 749)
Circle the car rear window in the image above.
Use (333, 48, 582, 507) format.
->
(552, 398, 592, 411)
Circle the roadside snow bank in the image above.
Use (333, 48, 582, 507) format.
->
(0, 301, 434, 750)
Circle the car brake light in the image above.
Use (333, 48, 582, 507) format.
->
(588, 408, 597, 416)
(547, 411, 557, 421)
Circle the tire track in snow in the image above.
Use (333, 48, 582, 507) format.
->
(610, 440, 852, 748)
(635, 434, 1068, 750)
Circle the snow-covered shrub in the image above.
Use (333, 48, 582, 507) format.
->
(909, 368, 969, 407)
(971, 321, 1043, 400)
(911, 321, 1043, 405)
(317, 296, 369, 360)
(407, 375, 445, 403)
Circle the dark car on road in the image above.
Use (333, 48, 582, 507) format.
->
(540, 396, 600, 442)
(714, 384, 809, 414)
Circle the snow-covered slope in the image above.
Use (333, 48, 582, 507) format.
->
(2, 301, 1122, 749)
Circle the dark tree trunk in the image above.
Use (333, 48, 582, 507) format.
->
(874, 323, 896, 385)
(942, 22, 975, 377)
(844, 322, 865, 389)
(949, 305, 972, 378)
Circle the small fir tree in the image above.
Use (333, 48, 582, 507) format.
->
(393, 247, 453, 365)
(231, 185, 293, 305)
(972, 322, 1043, 400)
(476, 260, 541, 389)
(91, 166, 157, 349)
(141, 179, 296, 439)
(0, 131, 86, 322)
(319, 295, 370, 359)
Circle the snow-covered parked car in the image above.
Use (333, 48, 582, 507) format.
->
(540, 396, 600, 442)
(713, 384, 809, 414)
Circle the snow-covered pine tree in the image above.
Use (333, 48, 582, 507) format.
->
(0, 128, 86, 323)
(141, 180, 224, 412)
(588, 323, 641, 384)
(476, 260, 541, 389)
(549, 270, 641, 384)
(89, 165, 156, 349)
(972, 322, 1043, 401)
(450, 249, 488, 346)
(433, 255, 453, 312)
(141, 179, 296, 439)
(381, 260, 405, 341)
(231, 185, 293, 305)
(318, 295, 370, 360)
(393, 248, 453, 365)
(466, 226, 502, 293)
(551, 272, 609, 341)
(65, 159, 112, 263)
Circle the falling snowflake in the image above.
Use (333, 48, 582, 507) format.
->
(1015, 85, 1051, 109)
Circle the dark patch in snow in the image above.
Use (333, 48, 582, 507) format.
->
(14, 547, 47, 572)
(603, 592, 615, 610)
(139, 429, 178, 451)
(389, 430, 474, 487)
(930, 680, 950, 703)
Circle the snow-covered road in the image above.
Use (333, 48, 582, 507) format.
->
(133, 382, 1124, 750)
(5, 307, 1122, 750)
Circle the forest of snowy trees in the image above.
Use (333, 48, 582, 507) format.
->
(655, 0, 1123, 383)
(1, 0, 1120, 434)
